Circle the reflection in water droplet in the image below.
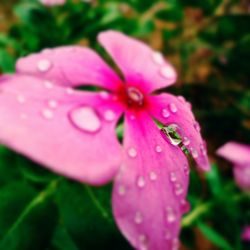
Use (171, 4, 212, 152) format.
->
(139, 235, 148, 250)
(169, 103, 178, 113)
(69, 106, 101, 133)
(37, 59, 52, 72)
(134, 211, 143, 224)
(137, 176, 146, 188)
(128, 147, 137, 158)
(161, 124, 182, 146)
(161, 108, 170, 118)
(104, 109, 116, 121)
(42, 108, 54, 119)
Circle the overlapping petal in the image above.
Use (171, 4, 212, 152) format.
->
(16, 46, 122, 91)
(40, 0, 65, 6)
(98, 31, 177, 93)
(148, 93, 210, 171)
(216, 141, 250, 166)
(0, 75, 123, 185)
(112, 112, 189, 250)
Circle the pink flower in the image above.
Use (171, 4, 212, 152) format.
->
(40, 0, 65, 6)
(0, 31, 209, 249)
(241, 226, 250, 241)
(217, 141, 250, 191)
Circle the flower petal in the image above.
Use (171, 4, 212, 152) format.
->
(148, 93, 210, 171)
(0, 75, 123, 185)
(98, 31, 177, 93)
(216, 141, 250, 166)
(233, 164, 250, 191)
(112, 112, 189, 250)
(16, 46, 122, 91)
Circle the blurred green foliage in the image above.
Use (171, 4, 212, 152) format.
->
(0, 0, 250, 249)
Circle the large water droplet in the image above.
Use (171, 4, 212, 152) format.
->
(169, 103, 178, 113)
(161, 124, 182, 146)
(152, 52, 164, 65)
(169, 172, 177, 182)
(134, 211, 143, 224)
(161, 108, 170, 118)
(37, 59, 52, 72)
(160, 65, 175, 79)
(155, 145, 162, 153)
(174, 183, 183, 196)
(104, 109, 116, 122)
(42, 108, 54, 120)
(137, 176, 146, 188)
(128, 147, 137, 158)
(69, 106, 101, 133)
(166, 206, 176, 223)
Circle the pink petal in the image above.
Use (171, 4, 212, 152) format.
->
(148, 93, 210, 171)
(233, 165, 250, 192)
(216, 142, 250, 166)
(0, 75, 123, 185)
(112, 112, 189, 250)
(241, 226, 250, 241)
(16, 46, 122, 91)
(98, 31, 177, 93)
(40, 0, 65, 6)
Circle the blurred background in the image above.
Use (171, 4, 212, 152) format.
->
(0, 0, 249, 249)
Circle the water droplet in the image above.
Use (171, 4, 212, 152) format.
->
(47, 100, 58, 109)
(118, 185, 126, 196)
(155, 145, 162, 153)
(66, 88, 74, 95)
(166, 206, 176, 223)
(37, 59, 52, 72)
(169, 103, 178, 113)
(160, 65, 175, 79)
(69, 106, 101, 133)
(161, 124, 182, 146)
(17, 94, 25, 104)
(99, 91, 109, 100)
(134, 211, 143, 224)
(190, 148, 198, 159)
(139, 235, 148, 250)
(44, 80, 53, 89)
(194, 121, 201, 132)
(42, 108, 54, 119)
(127, 87, 144, 105)
(137, 176, 146, 188)
(183, 137, 190, 146)
(149, 171, 157, 181)
(174, 183, 183, 196)
(128, 147, 137, 158)
(152, 52, 164, 65)
(161, 108, 170, 118)
(104, 109, 116, 121)
(165, 229, 172, 240)
(183, 164, 190, 175)
(170, 172, 177, 182)
(200, 143, 207, 156)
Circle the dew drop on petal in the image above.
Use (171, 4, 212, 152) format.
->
(17, 94, 25, 104)
(104, 109, 116, 121)
(183, 136, 190, 146)
(161, 124, 182, 146)
(166, 206, 176, 223)
(152, 52, 164, 65)
(37, 59, 52, 72)
(165, 229, 172, 240)
(128, 147, 137, 158)
(169, 103, 178, 113)
(99, 91, 109, 100)
(118, 185, 126, 196)
(69, 106, 101, 133)
(149, 171, 157, 181)
(134, 211, 143, 224)
(155, 145, 162, 153)
(160, 65, 176, 79)
(169, 172, 177, 182)
(183, 164, 190, 176)
(194, 121, 201, 132)
(190, 148, 198, 159)
(42, 108, 54, 120)
(161, 108, 170, 118)
(139, 235, 148, 250)
(200, 143, 207, 156)
(137, 176, 146, 188)
(44, 80, 53, 89)
(66, 87, 74, 95)
(174, 183, 183, 196)
(48, 100, 58, 109)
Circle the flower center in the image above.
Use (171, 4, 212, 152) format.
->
(126, 87, 144, 106)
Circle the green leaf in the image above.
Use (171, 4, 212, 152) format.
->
(197, 222, 234, 250)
